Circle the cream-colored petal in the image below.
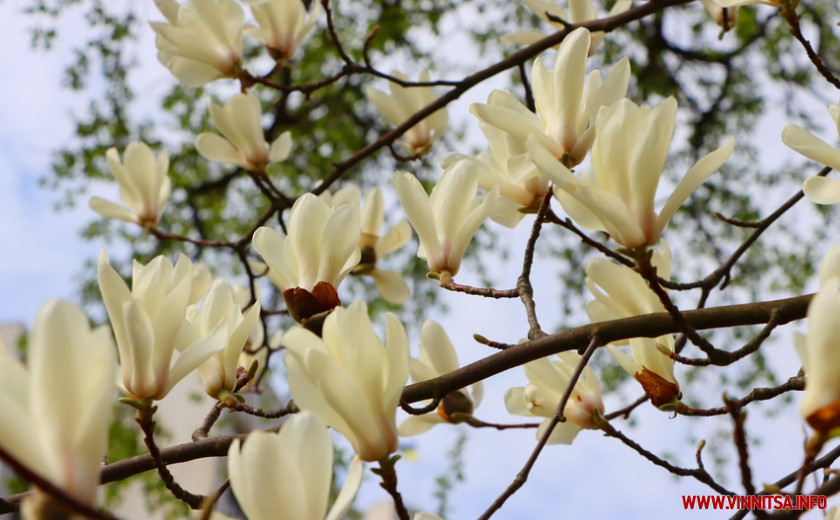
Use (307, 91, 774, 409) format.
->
(783, 124, 840, 173)
(392, 172, 443, 269)
(655, 137, 734, 241)
(195, 133, 246, 168)
(377, 220, 413, 257)
(370, 269, 410, 304)
(269, 131, 293, 163)
(804, 177, 840, 205)
(325, 456, 363, 520)
(89, 197, 137, 223)
(398, 415, 443, 437)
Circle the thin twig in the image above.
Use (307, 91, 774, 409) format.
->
(519, 190, 553, 340)
(676, 376, 804, 416)
(477, 337, 601, 519)
(724, 395, 756, 496)
(601, 423, 733, 495)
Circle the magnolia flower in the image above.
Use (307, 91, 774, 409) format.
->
(151, 0, 244, 87)
(795, 245, 840, 433)
(399, 320, 483, 436)
(443, 123, 549, 228)
(585, 242, 672, 323)
(189, 280, 261, 398)
(503, 0, 632, 53)
(472, 27, 630, 168)
(253, 193, 360, 322)
(795, 277, 840, 434)
(319, 184, 361, 209)
(318, 186, 411, 302)
(585, 244, 681, 406)
(819, 245, 840, 286)
(366, 70, 449, 155)
(414, 515, 445, 520)
(228, 412, 362, 520)
(783, 102, 840, 204)
(190, 261, 214, 304)
(505, 351, 604, 444)
(353, 187, 412, 303)
(0, 300, 115, 515)
(392, 162, 499, 277)
(195, 92, 292, 171)
(531, 97, 734, 249)
(98, 249, 227, 401)
(89, 142, 172, 227)
(282, 301, 410, 461)
(245, 0, 321, 62)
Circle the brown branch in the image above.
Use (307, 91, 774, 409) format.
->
(725, 395, 756, 496)
(0, 432, 257, 514)
(783, 8, 840, 90)
(438, 277, 519, 298)
(0, 445, 121, 519)
(519, 190, 553, 340)
(401, 294, 812, 404)
(604, 395, 649, 421)
(676, 376, 805, 416)
(601, 423, 733, 495)
(136, 407, 205, 509)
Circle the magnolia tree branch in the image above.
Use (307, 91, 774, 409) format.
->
(401, 294, 812, 404)
(0, 433, 254, 515)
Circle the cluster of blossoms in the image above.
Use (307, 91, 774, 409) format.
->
(13, 0, 840, 517)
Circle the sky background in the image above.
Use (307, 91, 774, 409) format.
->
(0, 1, 837, 519)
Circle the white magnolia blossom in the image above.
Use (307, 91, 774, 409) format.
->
(151, 0, 244, 87)
(195, 92, 292, 171)
(89, 142, 172, 227)
(189, 280, 261, 398)
(253, 193, 360, 322)
(414, 515, 445, 520)
(443, 123, 549, 228)
(585, 242, 672, 324)
(531, 97, 734, 249)
(98, 249, 227, 401)
(819, 245, 840, 286)
(354, 187, 412, 303)
(472, 27, 630, 168)
(503, 0, 632, 52)
(399, 320, 483, 436)
(366, 70, 449, 155)
(319, 184, 362, 209)
(0, 300, 115, 515)
(245, 0, 321, 62)
(783, 102, 840, 204)
(282, 301, 410, 461)
(795, 245, 840, 434)
(795, 277, 840, 434)
(392, 162, 499, 277)
(230, 282, 267, 376)
(318, 186, 412, 302)
(190, 261, 214, 304)
(505, 351, 604, 444)
(228, 412, 362, 520)
(585, 244, 681, 407)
